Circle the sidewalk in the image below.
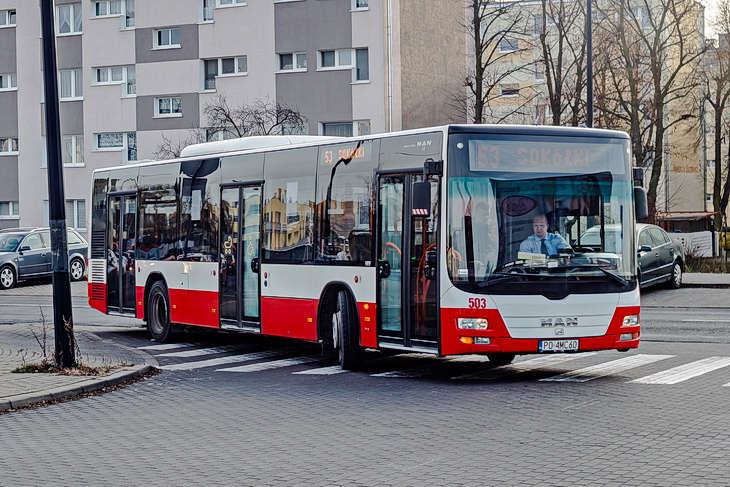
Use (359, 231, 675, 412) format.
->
(1, 272, 728, 412)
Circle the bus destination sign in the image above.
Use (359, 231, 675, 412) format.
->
(321, 141, 372, 165)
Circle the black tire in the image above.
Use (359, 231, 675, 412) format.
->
(147, 281, 173, 342)
(487, 353, 516, 365)
(0, 266, 16, 290)
(69, 258, 85, 281)
(333, 290, 363, 370)
(668, 261, 682, 289)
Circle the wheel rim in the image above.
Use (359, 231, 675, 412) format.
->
(149, 292, 167, 336)
(673, 264, 682, 287)
(71, 260, 83, 280)
(0, 268, 13, 288)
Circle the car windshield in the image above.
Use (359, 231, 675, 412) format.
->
(0, 234, 24, 252)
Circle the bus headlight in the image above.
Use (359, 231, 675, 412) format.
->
(622, 315, 639, 327)
(457, 318, 489, 330)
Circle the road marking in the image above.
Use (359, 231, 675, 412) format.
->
(452, 352, 598, 380)
(217, 356, 322, 372)
(160, 349, 296, 371)
(157, 346, 237, 358)
(293, 366, 348, 375)
(540, 354, 675, 382)
(630, 357, 730, 384)
(682, 319, 730, 323)
(137, 343, 193, 351)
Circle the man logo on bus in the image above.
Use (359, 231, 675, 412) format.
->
(541, 317, 578, 327)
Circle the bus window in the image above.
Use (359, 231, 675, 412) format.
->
(138, 189, 178, 260)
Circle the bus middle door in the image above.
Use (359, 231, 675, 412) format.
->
(107, 193, 137, 315)
(377, 173, 439, 352)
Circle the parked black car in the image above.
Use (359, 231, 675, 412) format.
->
(577, 223, 684, 289)
(0, 227, 88, 289)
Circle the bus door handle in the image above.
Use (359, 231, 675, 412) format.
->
(251, 258, 260, 273)
(378, 260, 391, 278)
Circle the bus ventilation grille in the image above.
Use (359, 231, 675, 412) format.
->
(90, 284, 105, 302)
(89, 260, 106, 284)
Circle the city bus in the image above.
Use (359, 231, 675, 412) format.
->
(87, 124, 645, 369)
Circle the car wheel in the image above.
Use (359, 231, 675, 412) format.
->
(70, 258, 85, 281)
(148, 281, 173, 342)
(487, 353, 516, 365)
(669, 261, 682, 289)
(333, 290, 363, 370)
(0, 266, 16, 290)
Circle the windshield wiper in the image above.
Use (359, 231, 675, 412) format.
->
(558, 263, 629, 287)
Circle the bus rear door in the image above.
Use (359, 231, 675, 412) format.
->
(377, 173, 439, 352)
(107, 193, 137, 315)
(220, 185, 262, 331)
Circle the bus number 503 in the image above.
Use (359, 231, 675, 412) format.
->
(468, 298, 488, 309)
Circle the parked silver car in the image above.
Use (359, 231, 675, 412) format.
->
(576, 223, 685, 289)
(0, 227, 88, 289)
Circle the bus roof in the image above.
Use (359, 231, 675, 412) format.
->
(178, 135, 342, 158)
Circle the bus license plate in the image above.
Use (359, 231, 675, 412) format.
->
(539, 339, 579, 352)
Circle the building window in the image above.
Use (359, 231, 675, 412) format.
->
(59, 69, 83, 100)
(318, 48, 368, 81)
(0, 201, 19, 219)
(499, 39, 518, 53)
(203, 57, 247, 90)
(355, 48, 369, 81)
(0, 137, 18, 154)
(217, 0, 247, 6)
(57, 4, 82, 35)
(0, 73, 17, 90)
(66, 200, 87, 230)
(95, 132, 136, 162)
(123, 0, 135, 27)
(0, 9, 16, 27)
(278, 52, 307, 72)
(320, 121, 370, 137)
(534, 62, 546, 81)
(499, 83, 520, 97)
(155, 97, 183, 117)
(201, 0, 214, 21)
(92, 0, 122, 18)
(62, 135, 84, 166)
(93, 65, 136, 96)
(706, 193, 713, 204)
(352, 0, 368, 10)
(707, 159, 716, 169)
(154, 28, 181, 49)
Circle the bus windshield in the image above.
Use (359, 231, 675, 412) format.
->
(446, 132, 636, 295)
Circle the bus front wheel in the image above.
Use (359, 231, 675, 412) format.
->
(333, 290, 363, 370)
(148, 281, 173, 342)
(487, 353, 515, 365)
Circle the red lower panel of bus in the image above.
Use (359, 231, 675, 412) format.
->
(440, 306, 641, 356)
(88, 282, 106, 314)
(262, 297, 318, 340)
(168, 288, 220, 328)
(358, 302, 378, 348)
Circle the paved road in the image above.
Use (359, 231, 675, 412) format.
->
(1, 282, 729, 486)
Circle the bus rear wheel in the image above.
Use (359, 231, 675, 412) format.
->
(487, 353, 515, 365)
(333, 290, 363, 370)
(148, 281, 173, 342)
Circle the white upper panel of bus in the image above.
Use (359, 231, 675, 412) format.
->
(179, 135, 342, 158)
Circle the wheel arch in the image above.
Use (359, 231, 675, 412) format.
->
(143, 272, 168, 322)
(316, 281, 360, 344)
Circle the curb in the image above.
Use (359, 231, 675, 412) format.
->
(0, 364, 152, 412)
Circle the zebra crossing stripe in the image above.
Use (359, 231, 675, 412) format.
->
(157, 346, 237, 358)
(452, 352, 598, 380)
(137, 343, 193, 351)
(217, 356, 322, 372)
(630, 357, 730, 385)
(160, 349, 294, 371)
(540, 354, 675, 383)
(293, 366, 349, 375)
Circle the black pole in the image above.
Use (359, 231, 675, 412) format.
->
(586, 0, 594, 128)
(40, 0, 76, 368)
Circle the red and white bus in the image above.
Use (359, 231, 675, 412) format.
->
(88, 124, 644, 369)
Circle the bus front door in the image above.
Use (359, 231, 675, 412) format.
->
(107, 194, 137, 315)
(377, 174, 439, 351)
(220, 185, 261, 331)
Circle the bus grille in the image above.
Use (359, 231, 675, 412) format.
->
(90, 284, 105, 302)
(89, 259, 106, 284)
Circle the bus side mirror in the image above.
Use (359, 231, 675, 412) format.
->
(412, 182, 431, 217)
(634, 186, 648, 220)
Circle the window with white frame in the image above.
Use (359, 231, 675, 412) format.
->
(278, 52, 307, 72)
(355, 48, 368, 81)
(0, 9, 16, 27)
(154, 28, 181, 49)
(66, 200, 87, 230)
(279, 123, 309, 135)
(499, 83, 520, 97)
(205, 127, 237, 141)
(499, 39, 518, 53)
(217, 0, 247, 6)
(62, 135, 84, 166)
(352, 0, 368, 10)
(0, 137, 18, 154)
(0, 201, 19, 219)
(57, 3, 82, 34)
(123, 0, 135, 27)
(201, 0, 214, 21)
(94, 132, 136, 162)
(59, 69, 83, 100)
(320, 120, 370, 137)
(319, 48, 368, 81)
(707, 193, 713, 204)
(203, 57, 247, 90)
(0, 73, 17, 90)
(93, 65, 136, 96)
(92, 0, 122, 18)
(155, 97, 182, 117)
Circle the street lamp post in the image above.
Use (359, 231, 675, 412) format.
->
(586, 0, 594, 128)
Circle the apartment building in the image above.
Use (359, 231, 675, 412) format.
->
(0, 0, 465, 236)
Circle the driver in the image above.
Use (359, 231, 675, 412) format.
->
(519, 214, 570, 257)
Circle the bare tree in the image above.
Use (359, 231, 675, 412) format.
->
(594, 0, 706, 216)
(458, 0, 531, 124)
(153, 130, 204, 160)
(203, 94, 307, 137)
